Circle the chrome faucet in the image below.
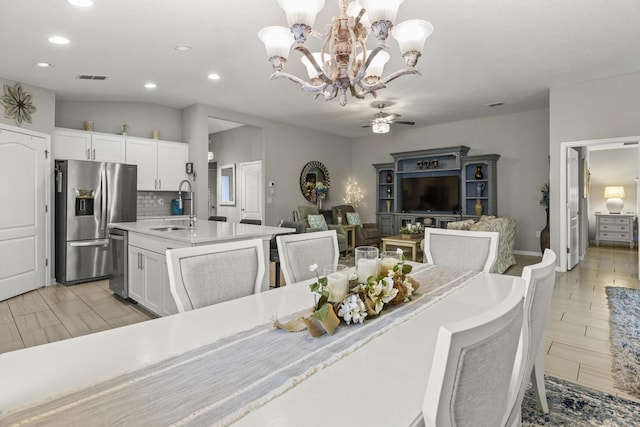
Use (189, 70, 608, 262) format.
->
(178, 179, 196, 228)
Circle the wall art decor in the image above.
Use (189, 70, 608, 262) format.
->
(0, 83, 37, 126)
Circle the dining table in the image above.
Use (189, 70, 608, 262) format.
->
(0, 262, 524, 426)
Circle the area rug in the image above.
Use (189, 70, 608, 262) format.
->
(606, 286, 640, 399)
(521, 375, 640, 426)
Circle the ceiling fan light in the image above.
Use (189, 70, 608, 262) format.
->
(258, 26, 295, 60)
(277, 0, 325, 28)
(392, 19, 434, 56)
(372, 122, 390, 134)
(360, 0, 404, 25)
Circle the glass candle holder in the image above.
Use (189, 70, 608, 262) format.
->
(323, 264, 349, 303)
(356, 246, 379, 284)
(380, 250, 402, 276)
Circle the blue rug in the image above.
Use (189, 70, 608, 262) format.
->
(521, 375, 640, 426)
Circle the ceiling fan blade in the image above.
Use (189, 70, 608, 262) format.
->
(361, 124, 372, 128)
(391, 120, 415, 126)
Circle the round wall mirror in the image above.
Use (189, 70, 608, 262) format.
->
(300, 161, 330, 202)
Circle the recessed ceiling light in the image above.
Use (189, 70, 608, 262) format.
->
(67, 0, 94, 7)
(48, 36, 70, 45)
(144, 83, 157, 89)
(35, 62, 54, 68)
(208, 73, 221, 80)
(175, 45, 192, 52)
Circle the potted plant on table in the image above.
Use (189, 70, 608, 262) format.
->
(400, 224, 424, 240)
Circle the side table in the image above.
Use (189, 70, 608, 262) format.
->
(381, 235, 423, 262)
(341, 224, 357, 255)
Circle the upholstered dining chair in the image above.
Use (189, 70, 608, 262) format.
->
(504, 249, 557, 426)
(166, 239, 265, 312)
(277, 230, 340, 285)
(208, 216, 227, 222)
(269, 220, 304, 288)
(419, 280, 525, 427)
(423, 228, 499, 272)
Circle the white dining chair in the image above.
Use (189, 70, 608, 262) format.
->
(423, 228, 499, 272)
(420, 279, 525, 427)
(504, 249, 557, 426)
(276, 230, 340, 285)
(166, 239, 265, 312)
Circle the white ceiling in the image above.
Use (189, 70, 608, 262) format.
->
(2, 0, 640, 138)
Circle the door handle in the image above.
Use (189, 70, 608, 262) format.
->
(92, 148, 96, 160)
(87, 148, 91, 160)
(158, 179, 161, 189)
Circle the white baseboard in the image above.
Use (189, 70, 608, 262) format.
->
(513, 249, 542, 257)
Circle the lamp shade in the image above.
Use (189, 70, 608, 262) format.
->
(360, 0, 404, 24)
(258, 26, 295, 59)
(301, 52, 327, 79)
(604, 186, 625, 199)
(372, 121, 390, 134)
(358, 50, 390, 79)
(392, 19, 434, 55)
(277, 0, 325, 28)
(347, 1, 370, 29)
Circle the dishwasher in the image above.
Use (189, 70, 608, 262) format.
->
(108, 228, 129, 299)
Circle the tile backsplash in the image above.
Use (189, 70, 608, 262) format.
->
(137, 191, 192, 218)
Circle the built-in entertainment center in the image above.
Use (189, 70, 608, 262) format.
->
(373, 146, 500, 235)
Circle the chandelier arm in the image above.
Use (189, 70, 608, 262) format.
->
(346, 25, 359, 85)
(380, 67, 422, 85)
(295, 45, 333, 85)
(352, 45, 385, 84)
(349, 84, 365, 100)
(270, 71, 327, 94)
(324, 85, 339, 101)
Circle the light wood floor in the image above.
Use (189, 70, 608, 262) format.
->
(1, 246, 639, 404)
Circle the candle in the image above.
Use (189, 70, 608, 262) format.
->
(327, 271, 349, 302)
(380, 256, 399, 276)
(357, 258, 379, 284)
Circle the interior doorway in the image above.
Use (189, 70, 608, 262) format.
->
(560, 136, 640, 272)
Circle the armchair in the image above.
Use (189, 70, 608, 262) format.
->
(295, 205, 348, 253)
(331, 205, 381, 248)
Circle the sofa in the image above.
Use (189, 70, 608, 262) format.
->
(295, 205, 348, 253)
(444, 216, 516, 274)
(331, 204, 381, 248)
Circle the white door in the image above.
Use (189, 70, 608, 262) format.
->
(0, 128, 46, 300)
(239, 161, 262, 221)
(567, 148, 580, 270)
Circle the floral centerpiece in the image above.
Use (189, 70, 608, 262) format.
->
(313, 181, 328, 209)
(400, 224, 424, 239)
(275, 255, 420, 337)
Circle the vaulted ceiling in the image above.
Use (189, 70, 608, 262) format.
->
(2, 1, 640, 137)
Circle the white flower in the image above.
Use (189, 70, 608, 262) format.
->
(309, 263, 318, 272)
(338, 294, 368, 325)
(403, 278, 415, 301)
(368, 277, 399, 314)
(396, 248, 403, 255)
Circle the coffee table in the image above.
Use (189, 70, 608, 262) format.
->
(381, 234, 423, 262)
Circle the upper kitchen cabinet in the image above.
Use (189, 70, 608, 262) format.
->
(125, 137, 188, 191)
(54, 128, 125, 163)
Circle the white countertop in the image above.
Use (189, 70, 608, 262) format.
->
(109, 220, 294, 244)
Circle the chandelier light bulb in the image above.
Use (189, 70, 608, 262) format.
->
(359, 0, 404, 25)
(258, 26, 295, 70)
(392, 19, 433, 66)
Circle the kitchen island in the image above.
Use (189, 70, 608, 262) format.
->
(109, 219, 294, 316)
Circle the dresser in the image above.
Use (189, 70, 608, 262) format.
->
(595, 213, 636, 248)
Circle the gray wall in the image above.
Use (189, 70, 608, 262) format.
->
(550, 71, 640, 267)
(351, 109, 550, 254)
(587, 147, 638, 241)
(209, 125, 261, 223)
(55, 101, 183, 141)
(0, 78, 55, 135)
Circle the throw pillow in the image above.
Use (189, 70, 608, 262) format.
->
(307, 214, 328, 231)
(469, 220, 493, 232)
(447, 219, 475, 230)
(346, 212, 363, 227)
(479, 215, 496, 222)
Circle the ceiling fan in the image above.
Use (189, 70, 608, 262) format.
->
(362, 103, 415, 133)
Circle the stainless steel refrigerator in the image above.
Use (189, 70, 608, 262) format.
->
(55, 160, 137, 285)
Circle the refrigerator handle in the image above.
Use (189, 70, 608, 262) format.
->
(69, 239, 110, 247)
(97, 166, 107, 232)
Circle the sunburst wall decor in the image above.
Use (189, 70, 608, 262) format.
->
(1, 83, 37, 126)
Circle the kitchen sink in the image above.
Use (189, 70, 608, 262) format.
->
(150, 226, 188, 232)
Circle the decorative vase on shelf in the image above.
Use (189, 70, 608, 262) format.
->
(385, 172, 392, 183)
(386, 187, 392, 198)
(474, 166, 483, 180)
(474, 199, 483, 216)
(385, 200, 392, 213)
(540, 208, 550, 252)
(475, 182, 486, 197)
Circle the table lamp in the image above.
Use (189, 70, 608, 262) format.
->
(604, 186, 625, 214)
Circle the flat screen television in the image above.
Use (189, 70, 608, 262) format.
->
(400, 175, 460, 213)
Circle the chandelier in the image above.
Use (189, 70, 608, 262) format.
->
(258, 0, 433, 106)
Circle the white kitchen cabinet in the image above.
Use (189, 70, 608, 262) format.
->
(54, 128, 125, 162)
(125, 137, 188, 191)
(127, 233, 182, 317)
